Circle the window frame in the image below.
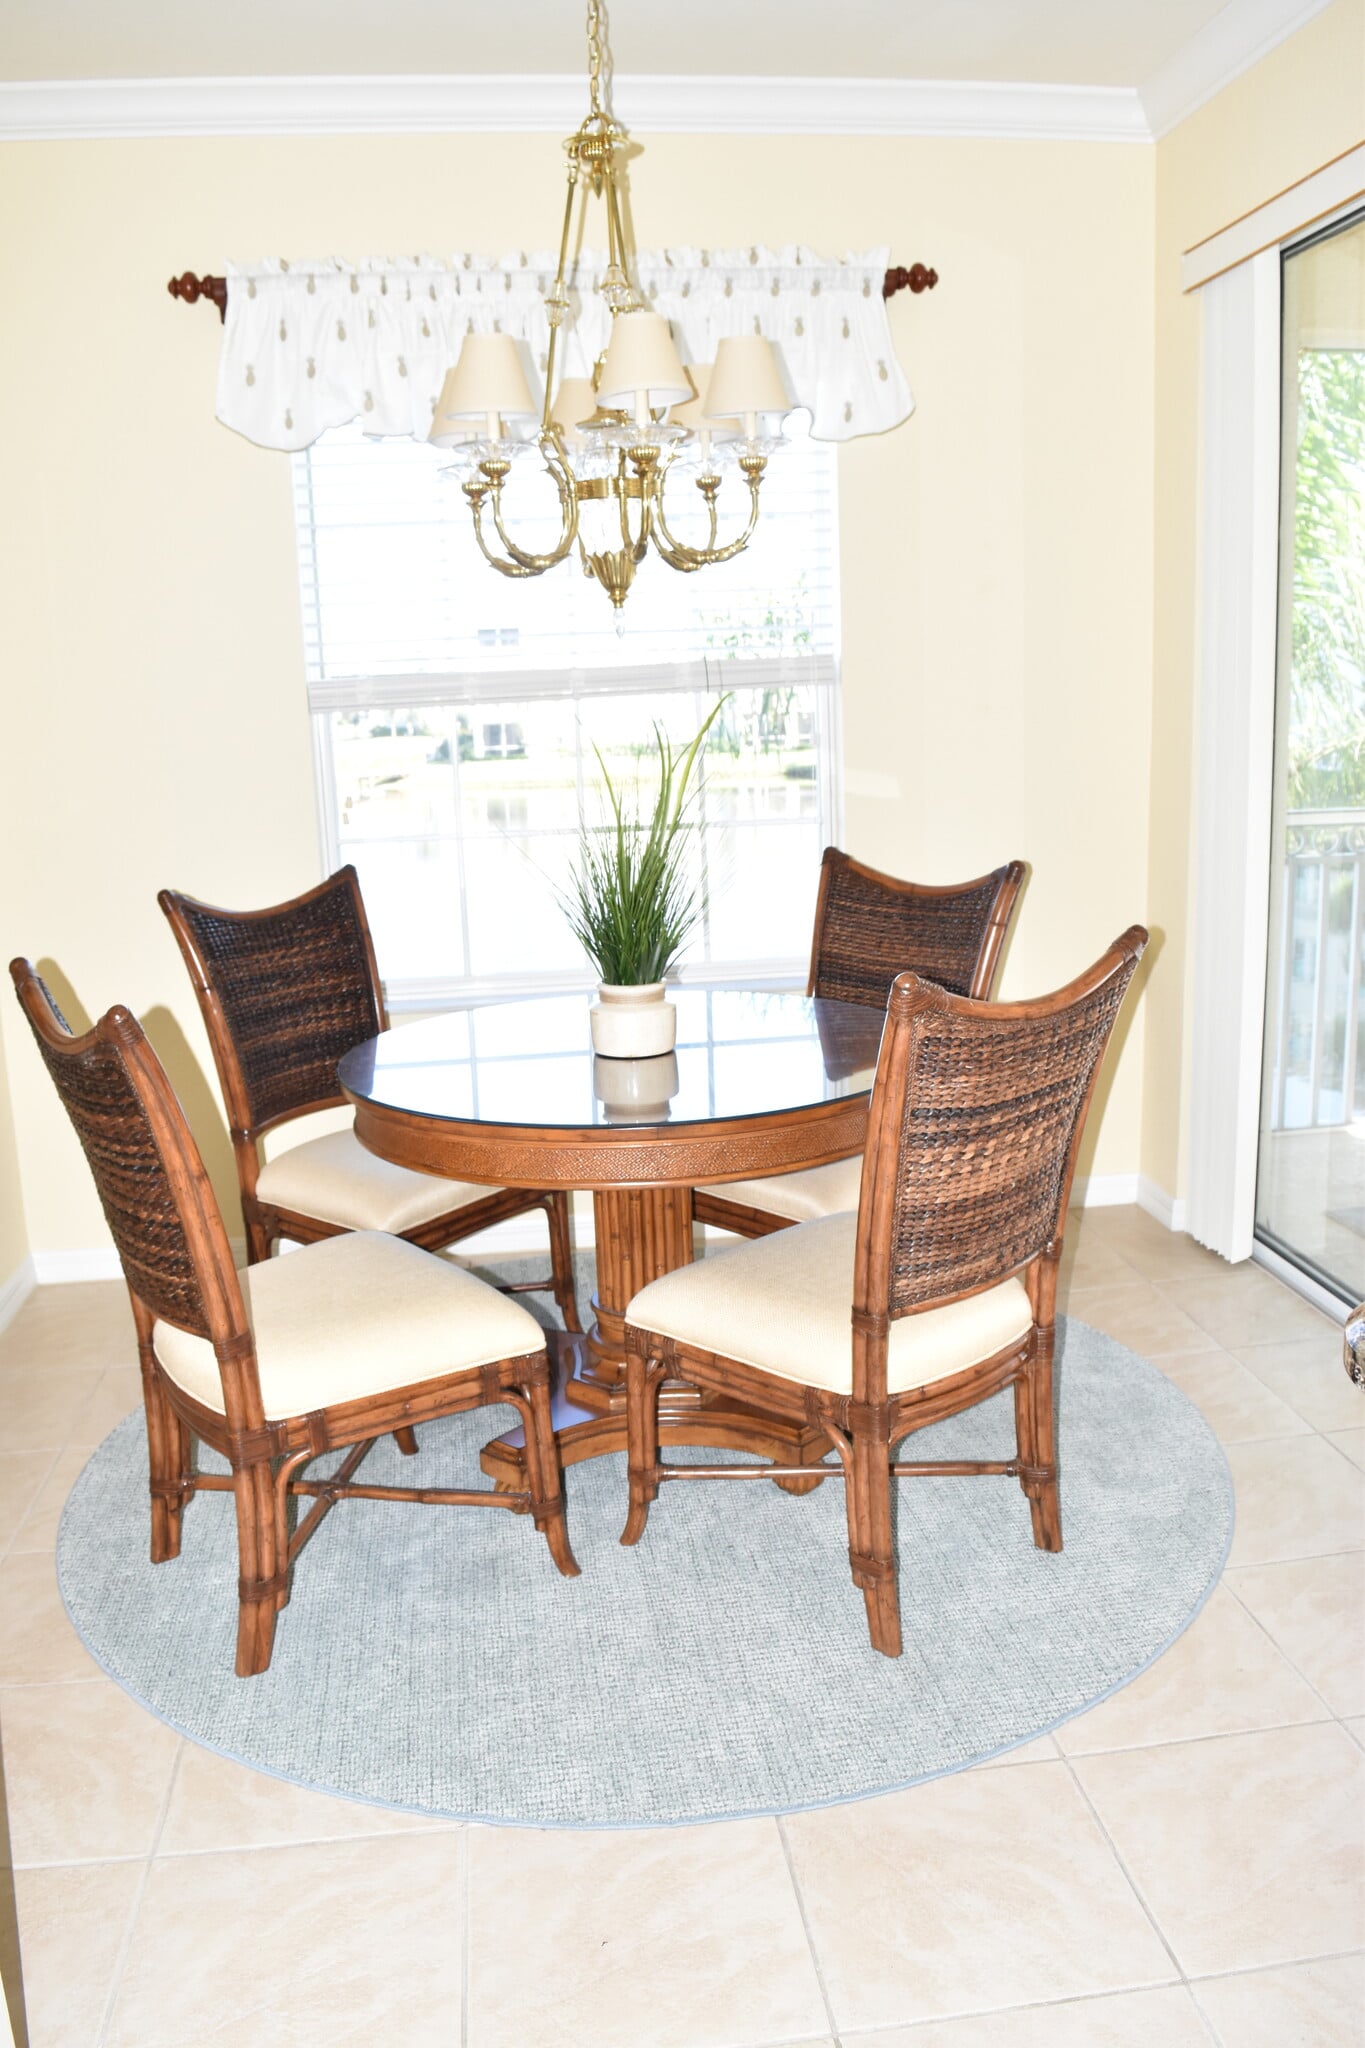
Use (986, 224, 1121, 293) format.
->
(308, 677, 842, 1009)
(299, 421, 846, 1010)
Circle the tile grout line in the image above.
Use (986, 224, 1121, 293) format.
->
(0, 1446, 66, 1567)
(775, 1816, 843, 2048)
(1217, 1575, 1353, 1726)
(1056, 1748, 1194, 1996)
(1057, 1708, 1339, 1764)
(1228, 1541, 1365, 1565)
(830, 1978, 1210, 2041)
(1319, 1430, 1365, 1473)
(95, 1738, 185, 2046)
(1185, 1941, 1365, 1988)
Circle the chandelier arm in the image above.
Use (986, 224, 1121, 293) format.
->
(486, 475, 578, 573)
(650, 471, 762, 569)
(467, 497, 553, 580)
(477, 434, 579, 570)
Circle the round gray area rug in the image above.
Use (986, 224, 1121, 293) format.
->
(57, 1309, 1232, 1828)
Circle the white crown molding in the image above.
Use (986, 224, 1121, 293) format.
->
(0, 72, 1150, 144)
(1140, 0, 1336, 139)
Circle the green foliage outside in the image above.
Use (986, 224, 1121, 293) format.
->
(701, 579, 815, 762)
(1287, 347, 1365, 810)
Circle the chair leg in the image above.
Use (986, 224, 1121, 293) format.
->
(845, 1427, 902, 1658)
(518, 1370, 580, 1579)
(393, 1426, 419, 1456)
(620, 1350, 663, 1547)
(544, 1193, 582, 1334)
(232, 1463, 281, 1677)
(242, 1198, 274, 1267)
(140, 1354, 191, 1564)
(1025, 1331, 1063, 1553)
(1013, 1368, 1036, 1513)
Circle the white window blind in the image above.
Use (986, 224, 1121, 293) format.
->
(293, 425, 841, 1002)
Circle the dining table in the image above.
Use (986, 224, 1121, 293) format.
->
(338, 984, 884, 1490)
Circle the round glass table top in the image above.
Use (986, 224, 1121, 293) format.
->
(338, 987, 883, 1133)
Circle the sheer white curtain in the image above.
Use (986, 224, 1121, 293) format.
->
(215, 246, 913, 451)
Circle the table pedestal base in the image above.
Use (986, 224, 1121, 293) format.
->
(480, 1183, 828, 1493)
(478, 1329, 829, 1494)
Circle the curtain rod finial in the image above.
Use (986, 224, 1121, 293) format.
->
(168, 272, 228, 322)
(883, 264, 938, 299)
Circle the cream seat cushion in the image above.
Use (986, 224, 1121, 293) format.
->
(698, 1155, 863, 1225)
(153, 1231, 544, 1421)
(256, 1126, 499, 1236)
(627, 1213, 1033, 1396)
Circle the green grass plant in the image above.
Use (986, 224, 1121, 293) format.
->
(564, 698, 726, 986)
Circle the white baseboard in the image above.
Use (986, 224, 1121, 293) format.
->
(23, 1173, 1194, 1282)
(31, 1239, 250, 1284)
(30, 1247, 123, 1285)
(1137, 1175, 1188, 1234)
(1074, 1173, 1139, 1209)
(0, 1255, 37, 1334)
(1072, 1173, 1187, 1233)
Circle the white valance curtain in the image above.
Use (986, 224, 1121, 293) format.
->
(216, 246, 913, 452)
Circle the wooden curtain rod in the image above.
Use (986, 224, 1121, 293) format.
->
(167, 262, 938, 322)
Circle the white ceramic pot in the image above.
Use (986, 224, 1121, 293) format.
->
(589, 981, 677, 1059)
(593, 1052, 681, 1123)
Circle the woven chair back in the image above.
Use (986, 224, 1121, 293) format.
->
(855, 929, 1147, 1333)
(809, 849, 1025, 1008)
(159, 868, 384, 1138)
(8, 962, 247, 1350)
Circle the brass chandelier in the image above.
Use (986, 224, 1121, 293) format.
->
(428, 0, 790, 610)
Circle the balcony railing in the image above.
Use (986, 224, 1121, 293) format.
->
(1270, 807, 1365, 1130)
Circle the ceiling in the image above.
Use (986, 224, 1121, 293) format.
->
(0, 0, 1260, 88)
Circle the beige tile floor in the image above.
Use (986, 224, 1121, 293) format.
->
(0, 1206, 1362, 2047)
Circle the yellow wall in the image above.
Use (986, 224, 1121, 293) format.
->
(0, 125, 1158, 1258)
(0, 1020, 28, 1285)
(1143, 0, 1365, 1202)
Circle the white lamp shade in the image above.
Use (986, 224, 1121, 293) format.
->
(667, 364, 739, 436)
(550, 376, 599, 444)
(428, 370, 478, 448)
(704, 335, 790, 420)
(595, 312, 692, 409)
(433, 334, 538, 422)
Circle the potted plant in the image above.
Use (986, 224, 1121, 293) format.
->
(565, 699, 725, 1059)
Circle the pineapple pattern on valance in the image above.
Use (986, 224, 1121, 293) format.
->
(216, 246, 914, 452)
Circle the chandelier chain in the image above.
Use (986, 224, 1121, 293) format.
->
(586, 0, 604, 117)
(442, 0, 779, 610)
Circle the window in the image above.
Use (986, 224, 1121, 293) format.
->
(294, 423, 841, 1003)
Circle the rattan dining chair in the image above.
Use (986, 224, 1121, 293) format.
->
(159, 868, 580, 1330)
(692, 848, 1026, 1239)
(621, 927, 1147, 1658)
(10, 959, 579, 1677)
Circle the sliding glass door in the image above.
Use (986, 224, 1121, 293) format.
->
(1256, 212, 1365, 1301)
